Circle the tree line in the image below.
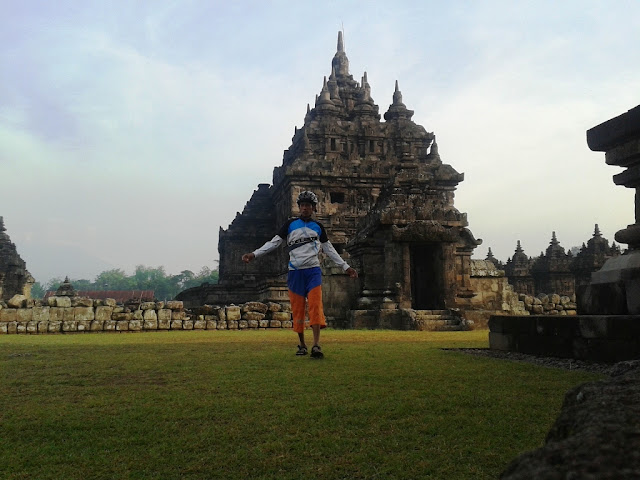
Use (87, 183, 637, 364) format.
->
(31, 265, 219, 301)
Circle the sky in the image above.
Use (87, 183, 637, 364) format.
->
(1, 0, 639, 285)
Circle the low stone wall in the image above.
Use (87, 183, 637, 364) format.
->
(0, 295, 293, 334)
(489, 314, 640, 362)
(519, 293, 578, 315)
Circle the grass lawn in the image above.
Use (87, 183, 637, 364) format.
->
(0, 329, 601, 479)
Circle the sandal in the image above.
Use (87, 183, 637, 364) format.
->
(310, 345, 324, 359)
(296, 345, 308, 356)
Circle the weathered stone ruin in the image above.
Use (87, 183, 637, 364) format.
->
(500, 361, 640, 479)
(582, 104, 640, 314)
(502, 226, 620, 298)
(0, 216, 34, 301)
(178, 32, 526, 329)
(0, 295, 295, 334)
(490, 104, 640, 362)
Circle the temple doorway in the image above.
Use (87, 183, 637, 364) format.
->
(410, 243, 445, 309)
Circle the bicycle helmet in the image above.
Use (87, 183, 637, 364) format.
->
(297, 190, 318, 206)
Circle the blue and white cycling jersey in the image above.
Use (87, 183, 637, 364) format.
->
(252, 217, 350, 271)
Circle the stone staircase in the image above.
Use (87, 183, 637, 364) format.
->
(412, 309, 467, 331)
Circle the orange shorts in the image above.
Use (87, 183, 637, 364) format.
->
(289, 285, 326, 334)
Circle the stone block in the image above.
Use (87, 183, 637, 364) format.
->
(74, 307, 94, 322)
(26, 321, 38, 334)
(95, 306, 114, 322)
(48, 321, 62, 333)
(247, 320, 259, 328)
(63, 308, 75, 321)
(165, 300, 183, 310)
(8, 295, 27, 308)
(535, 317, 579, 337)
(350, 310, 378, 328)
(226, 306, 241, 321)
(17, 309, 33, 322)
(227, 320, 238, 330)
(157, 317, 170, 330)
(0, 308, 17, 322)
(607, 315, 640, 339)
(270, 311, 291, 322)
(116, 321, 129, 331)
(155, 301, 165, 310)
(172, 311, 186, 321)
(158, 309, 171, 321)
(48, 307, 64, 321)
(269, 320, 282, 328)
(193, 319, 206, 329)
(242, 312, 265, 321)
(37, 322, 49, 333)
(143, 319, 158, 330)
(104, 298, 117, 307)
(72, 297, 94, 307)
(56, 297, 72, 308)
(242, 302, 268, 314)
(267, 302, 282, 312)
(90, 320, 104, 331)
(0, 322, 6, 334)
(170, 320, 183, 330)
(143, 309, 157, 321)
(16, 322, 27, 334)
(32, 306, 50, 322)
(238, 320, 248, 329)
(47, 297, 57, 307)
(217, 308, 227, 322)
(104, 320, 117, 331)
(129, 320, 142, 331)
(77, 320, 91, 332)
(6, 321, 17, 334)
(216, 320, 227, 330)
(206, 318, 217, 330)
(140, 302, 155, 310)
(132, 310, 144, 320)
(62, 320, 78, 332)
(282, 320, 293, 329)
(259, 319, 269, 328)
(183, 320, 194, 330)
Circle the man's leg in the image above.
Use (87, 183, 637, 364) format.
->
(307, 285, 325, 358)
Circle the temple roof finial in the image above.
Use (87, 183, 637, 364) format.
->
(337, 31, 344, 52)
(594, 224, 601, 236)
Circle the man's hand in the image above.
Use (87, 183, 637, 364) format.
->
(346, 267, 358, 278)
(242, 253, 255, 264)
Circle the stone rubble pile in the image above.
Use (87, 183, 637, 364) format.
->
(518, 293, 578, 315)
(0, 294, 292, 334)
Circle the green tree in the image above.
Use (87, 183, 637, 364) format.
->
(31, 282, 46, 300)
(94, 269, 134, 290)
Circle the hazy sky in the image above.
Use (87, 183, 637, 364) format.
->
(1, 0, 639, 284)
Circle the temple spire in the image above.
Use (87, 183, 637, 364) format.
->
(332, 31, 350, 76)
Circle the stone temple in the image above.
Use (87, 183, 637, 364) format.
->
(0, 216, 34, 301)
(178, 33, 489, 328)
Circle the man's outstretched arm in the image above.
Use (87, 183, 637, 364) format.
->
(242, 235, 283, 263)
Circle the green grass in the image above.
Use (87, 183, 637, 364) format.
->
(0, 330, 601, 479)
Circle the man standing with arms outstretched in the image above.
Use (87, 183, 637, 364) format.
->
(242, 191, 358, 359)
